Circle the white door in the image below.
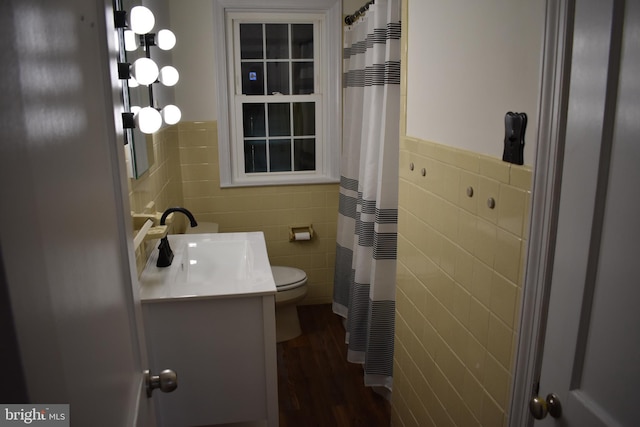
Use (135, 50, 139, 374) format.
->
(533, 0, 640, 425)
(0, 0, 156, 425)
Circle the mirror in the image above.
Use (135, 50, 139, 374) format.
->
(126, 32, 154, 178)
(114, 0, 152, 178)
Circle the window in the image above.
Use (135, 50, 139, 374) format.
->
(234, 20, 321, 176)
(213, 2, 341, 187)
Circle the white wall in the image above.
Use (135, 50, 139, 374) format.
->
(343, 0, 365, 15)
(169, 0, 218, 121)
(406, 0, 545, 165)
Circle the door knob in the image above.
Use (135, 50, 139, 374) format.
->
(144, 369, 178, 397)
(529, 393, 562, 420)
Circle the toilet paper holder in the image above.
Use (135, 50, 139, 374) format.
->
(289, 225, 315, 242)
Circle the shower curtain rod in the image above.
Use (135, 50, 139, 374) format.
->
(344, 0, 374, 25)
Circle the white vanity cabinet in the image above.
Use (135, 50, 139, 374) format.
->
(142, 295, 277, 427)
(139, 233, 278, 427)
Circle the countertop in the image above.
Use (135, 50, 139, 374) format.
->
(139, 232, 276, 302)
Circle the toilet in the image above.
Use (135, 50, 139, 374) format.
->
(271, 266, 308, 342)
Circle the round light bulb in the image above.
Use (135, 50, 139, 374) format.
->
(157, 29, 176, 50)
(136, 107, 162, 134)
(127, 76, 139, 88)
(130, 58, 158, 85)
(124, 30, 139, 51)
(130, 6, 155, 35)
(159, 66, 179, 87)
(161, 105, 181, 125)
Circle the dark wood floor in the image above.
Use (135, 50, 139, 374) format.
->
(277, 304, 391, 427)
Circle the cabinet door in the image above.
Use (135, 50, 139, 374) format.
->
(143, 296, 277, 427)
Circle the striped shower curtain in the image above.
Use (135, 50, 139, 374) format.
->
(332, 0, 400, 398)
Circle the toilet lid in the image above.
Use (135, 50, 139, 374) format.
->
(271, 266, 307, 290)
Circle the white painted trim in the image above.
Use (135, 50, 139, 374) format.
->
(224, 175, 340, 188)
(508, 0, 574, 425)
(262, 295, 278, 427)
(213, 0, 342, 187)
(214, 0, 233, 186)
(227, 11, 334, 185)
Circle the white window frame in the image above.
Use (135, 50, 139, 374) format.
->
(213, 0, 342, 187)
(231, 15, 323, 180)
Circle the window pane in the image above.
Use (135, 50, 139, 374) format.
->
(244, 140, 267, 173)
(292, 62, 314, 94)
(267, 62, 290, 95)
(292, 24, 313, 59)
(294, 138, 315, 171)
(269, 139, 292, 172)
(293, 102, 315, 136)
(242, 103, 266, 137)
(240, 24, 263, 59)
(241, 62, 264, 95)
(265, 24, 288, 59)
(268, 103, 291, 136)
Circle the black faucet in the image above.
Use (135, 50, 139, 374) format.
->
(156, 207, 198, 268)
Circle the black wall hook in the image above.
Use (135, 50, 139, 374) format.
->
(502, 112, 527, 165)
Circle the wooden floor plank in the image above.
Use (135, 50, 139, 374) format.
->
(277, 304, 391, 427)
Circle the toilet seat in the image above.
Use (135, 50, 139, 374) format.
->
(271, 266, 307, 291)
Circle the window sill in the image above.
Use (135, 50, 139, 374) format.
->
(220, 175, 339, 188)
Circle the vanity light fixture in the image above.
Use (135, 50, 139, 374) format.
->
(159, 66, 179, 87)
(115, 5, 182, 135)
(130, 57, 159, 85)
(124, 30, 139, 51)
(129, 5, 155, 35)
(156, 29, 177, 51)
(137, 106, 163, 134)
(128, 76, 140, 88)
(161, 105, 182, 125)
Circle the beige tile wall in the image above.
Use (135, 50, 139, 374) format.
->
(128, 126, 185, 274)
(177, 121, 339, 305)
(391, 138, 532, 427)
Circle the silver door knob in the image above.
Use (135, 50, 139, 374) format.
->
(145, 369, 178, 397)
(529, 393, 562, 420)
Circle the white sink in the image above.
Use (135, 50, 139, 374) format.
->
(177, 239, 250, 283)
(139, 232, 276, 302)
